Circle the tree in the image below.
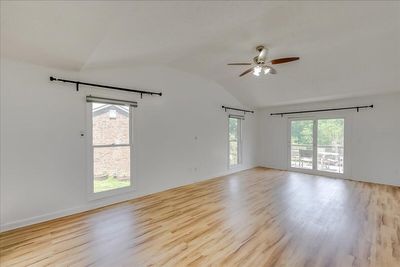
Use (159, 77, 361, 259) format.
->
(291, 119, 344, 147)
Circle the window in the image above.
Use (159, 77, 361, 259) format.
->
(290, 117, 345, 174)
(229, 116, 242, 167)
(88, 101, 133, 196)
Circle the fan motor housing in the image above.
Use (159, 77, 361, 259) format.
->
(254, 56, 265, 64)
(255, 45, 268, 64)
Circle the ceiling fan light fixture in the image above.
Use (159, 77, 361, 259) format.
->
(227, 45, 299, 77)
(253, 66, 262, 76)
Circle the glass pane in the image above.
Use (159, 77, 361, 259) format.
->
(317, 119, 344, 173)
(291, 120, 313, 169)
(92, 103, 129, 145)
(229, 141, 238, 166)
(93, 146, 130, 193)
(229, 118, 238, 141)
(229, 117, 240, 166)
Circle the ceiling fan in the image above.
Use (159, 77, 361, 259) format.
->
(227, 45, 299, 77)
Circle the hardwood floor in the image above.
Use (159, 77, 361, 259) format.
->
(1, 168, 399, 266)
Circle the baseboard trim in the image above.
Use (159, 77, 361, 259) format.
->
(259, 164, 400, 187)
(0, 165, 257, 233)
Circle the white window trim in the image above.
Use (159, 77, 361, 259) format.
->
(228, 115, 243, 169)
(287, 113, 351, 179)
(86, 102, 135, 201)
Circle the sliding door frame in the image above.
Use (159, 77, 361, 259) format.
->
(287, 113, 351, 179)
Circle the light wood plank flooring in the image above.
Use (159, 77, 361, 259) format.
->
(1, 168, 399, 266)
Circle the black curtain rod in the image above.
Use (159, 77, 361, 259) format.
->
(270, 105, 373, 116)
(50, 76, 162, 98)
(222, 105, 254, 114)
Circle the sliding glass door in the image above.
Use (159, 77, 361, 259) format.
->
(290, 118, 345, 175)
(290, 120, 314, 169)
(317, 119, 344, 173)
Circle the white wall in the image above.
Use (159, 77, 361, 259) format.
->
(257, 92, 400, 186)
(2, 57, 398, 232)
(0, 59, 258, 231)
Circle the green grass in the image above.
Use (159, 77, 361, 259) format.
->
(94, 176, 130, 193)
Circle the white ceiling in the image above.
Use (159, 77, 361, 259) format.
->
(1, 1, 399, 108)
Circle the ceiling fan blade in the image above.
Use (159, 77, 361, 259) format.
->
(270, 57, 300, 64)
(227, 63, 252, 65)
(239, 67, 254, 77)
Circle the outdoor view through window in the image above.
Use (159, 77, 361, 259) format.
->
(229, 117, 241, 166)
(92, 103, 131, 193)
(317, 119, 344, 173)
(291, 120, 314, 170)
(291, 118, 344, 174)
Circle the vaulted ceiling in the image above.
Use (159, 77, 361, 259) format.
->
(1, 1, 399, 108)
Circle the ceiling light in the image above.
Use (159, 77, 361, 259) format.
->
(253, 66, 262, 76)
(264, 67, 271, 74)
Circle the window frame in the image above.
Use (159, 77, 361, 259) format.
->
(228, 115, 242, 169)
(86, 102, 135, 200)
(287, 114, 350, 179)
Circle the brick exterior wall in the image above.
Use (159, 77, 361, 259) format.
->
(93, 106, 130, 180)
